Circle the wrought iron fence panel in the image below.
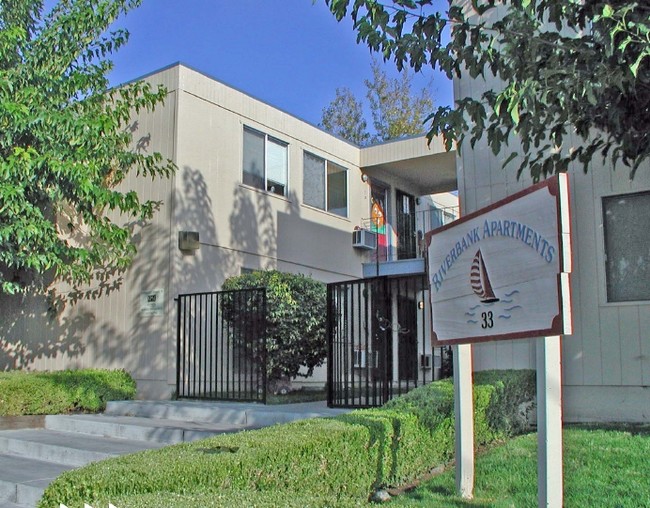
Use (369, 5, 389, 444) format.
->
(176, 288, 267, 402)
(328, 275, 450, 408)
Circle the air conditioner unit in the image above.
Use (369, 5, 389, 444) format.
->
(420, 353, 432, 369)
(352, 229, 377, 250)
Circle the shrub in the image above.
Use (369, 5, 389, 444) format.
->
(0, 369, 136, 416)
(475, 369, 536, 436)
(39, 370, 535, 508)
(221, 270, 326, 383)
(39, 418, 376, 508)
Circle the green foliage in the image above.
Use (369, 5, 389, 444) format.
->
(0, 0, 175, 295)
(320, 87, 370, 146)
(320, 59, 433, 145)
(0, 368, 136, 416)
(39, 418, 376, 508)
(221, 270, 327, 382)
(475, 369, 536, 436)
(365, 58, 434, 143)
(106, 491, 368, 508)
(39, 370, 534, 508)
(325, 0, 649, 180)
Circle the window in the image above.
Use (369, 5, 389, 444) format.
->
(602, 191, 650, 302)
(303, 151, 348, 217)
(242, 126, 288, 196)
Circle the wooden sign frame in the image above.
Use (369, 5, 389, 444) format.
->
(426, 174, 572, 346)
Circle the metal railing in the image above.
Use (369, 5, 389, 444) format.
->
(363, 206, 459, 263)
(176, 288, 267, 402)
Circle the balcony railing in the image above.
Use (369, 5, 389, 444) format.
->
(363, 206, 458, 264)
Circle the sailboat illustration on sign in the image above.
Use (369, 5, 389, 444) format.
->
(470, 249, 500, 303)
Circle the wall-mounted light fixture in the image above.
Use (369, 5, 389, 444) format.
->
(178, 231, 200, 251)
(361, 173, 369, 183)
(418, 301, 425, 310)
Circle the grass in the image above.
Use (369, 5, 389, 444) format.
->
(390, 427, 650, 507)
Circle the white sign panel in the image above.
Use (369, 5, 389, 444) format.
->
(426, 174, 571, 345)
(140, 288, 165, 316)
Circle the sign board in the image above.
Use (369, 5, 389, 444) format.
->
(426, 174, 571, 345)
(140, 288, 165, 316)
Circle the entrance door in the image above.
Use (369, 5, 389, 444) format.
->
(397, 295, 418, 382)
(396, 190, 416, 260)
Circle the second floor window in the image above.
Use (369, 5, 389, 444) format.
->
(303, 151, 348, 217)
(243, 126, 288, 196)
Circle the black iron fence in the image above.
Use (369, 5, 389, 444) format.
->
(176, 288, 267, 402)
(327, 275, 451, 408)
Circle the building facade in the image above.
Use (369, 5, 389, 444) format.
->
(0, 64, 457, 399)
(453, 11, 650, 422)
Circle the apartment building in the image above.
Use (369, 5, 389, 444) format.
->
(0, 63, 458, 400)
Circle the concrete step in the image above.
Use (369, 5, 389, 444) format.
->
(0, 429, 163, 467)
(0, 454, 73, 506)
(45, 414, 255, 444)
(105, 400, 347, 427)
(0, 501, 27, 508)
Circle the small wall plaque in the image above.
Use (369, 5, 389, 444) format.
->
(140, 289, 165, 316)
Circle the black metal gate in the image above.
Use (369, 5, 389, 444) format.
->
(176, 288, 267, 402)
(327, 275, 451, 408)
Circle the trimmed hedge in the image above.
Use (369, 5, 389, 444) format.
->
(39, 370, 535, 508)
(0, 369, 136, 416)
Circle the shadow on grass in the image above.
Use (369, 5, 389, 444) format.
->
(566, 422, 650, 436)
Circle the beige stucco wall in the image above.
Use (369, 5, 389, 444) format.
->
(453, 8, 650, 421)
(169, 65, 369, 296)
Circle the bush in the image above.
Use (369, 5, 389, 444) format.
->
(39, 370, 535, 508)
(40, 418, 376, 508)
(475, 369, 536, 436)
(0, 369, 136, 416)
(221, 270, 326, 383)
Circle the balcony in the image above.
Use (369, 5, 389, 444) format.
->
(361, 205, 458, 278)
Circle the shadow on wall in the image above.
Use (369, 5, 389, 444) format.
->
(172, 166, 232, 293)
(229, 186, 301, 272)
(0, 292, 89, 370)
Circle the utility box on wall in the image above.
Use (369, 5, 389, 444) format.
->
(178, 231, 200, 251)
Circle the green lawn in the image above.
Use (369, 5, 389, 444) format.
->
(391, 427, 650, 507)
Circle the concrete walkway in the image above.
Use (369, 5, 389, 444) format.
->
(0, 400, 348, 508)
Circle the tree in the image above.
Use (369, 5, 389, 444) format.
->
(320, 87, 371, 145)
(325, 0, 649, 180)
(365, 58, 434, 143)
(221, 270, 327, 386)
(0, 0, 174, 295)
(320, 59, 433, 145)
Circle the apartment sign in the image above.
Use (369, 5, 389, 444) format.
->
(426, 174, 572, 345)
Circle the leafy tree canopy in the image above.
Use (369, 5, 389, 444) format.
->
(321, 87, 371, 145)
(0, 0, 174, 294)
(321, 59, 433, 145)
(325, 0, 649, 180)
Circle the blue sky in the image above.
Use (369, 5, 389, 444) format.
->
(104, 0, 453, 129)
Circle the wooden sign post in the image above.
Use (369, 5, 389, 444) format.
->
(426, 174, 572, 506)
